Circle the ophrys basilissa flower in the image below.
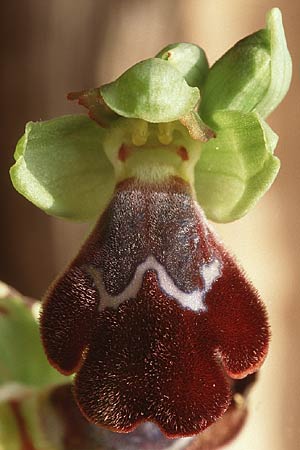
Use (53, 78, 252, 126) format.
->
(10, 7, 291, 440)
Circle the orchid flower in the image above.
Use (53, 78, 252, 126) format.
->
(10, 8, 291, 440)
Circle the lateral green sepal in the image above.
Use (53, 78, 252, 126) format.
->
(255, 8, 292, 117)
(194, 110, 280, 223)
(200, 8, 292, 123)
(10, 115, 115, 222)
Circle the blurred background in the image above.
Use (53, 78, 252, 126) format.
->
(0, 0, 299, 448)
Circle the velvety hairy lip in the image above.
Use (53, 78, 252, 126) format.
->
(41, 176, 269, 438)
(43, 375, 256, 450)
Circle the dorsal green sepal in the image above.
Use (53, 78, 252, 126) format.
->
(100, 58, 200, 123)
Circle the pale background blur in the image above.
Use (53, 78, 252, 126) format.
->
(1, 0, 299, 449)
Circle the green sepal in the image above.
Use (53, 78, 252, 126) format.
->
(255, 8, 292, 117)
(194, 110, 280, 223)
(0, 282, 65, 387)
(10, 115, 115, 222)
(156, 42, 209, 89)
(100, 58, 200, 123)
(200, 8, 292, 123)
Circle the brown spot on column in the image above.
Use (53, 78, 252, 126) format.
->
(177, 146, 189, 161)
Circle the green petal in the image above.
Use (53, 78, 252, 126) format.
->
(0, 282, 65, 387)
(200, 8, 292, 123)
(10, 115, 115, 222)
(179, 110, 216, 141)
(68, 88, 120, 128)
(100, 58, 200, 123)
(194, 110, 280, 223)
(156, 43, 209, 89)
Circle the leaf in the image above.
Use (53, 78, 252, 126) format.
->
(194, 110, 280, 223)
(156, 42, 209, 89)
(200, 8, 292, 123)
(10, 115, 115, 222)
(100, 58, 200, 123)
(0, 282, 65, 387)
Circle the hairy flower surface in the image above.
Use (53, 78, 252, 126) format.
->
(41, 177, 269, 437)
(10, 7, 291, 442)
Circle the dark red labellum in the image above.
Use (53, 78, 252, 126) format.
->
(40, 176, 269, 438)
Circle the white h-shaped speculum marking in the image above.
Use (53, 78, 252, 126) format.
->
(86, 255, 222, 313)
